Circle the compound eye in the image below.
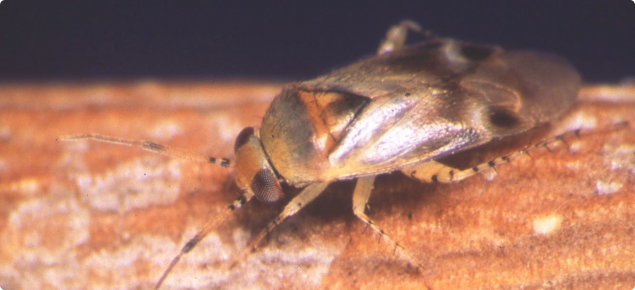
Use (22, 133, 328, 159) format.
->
(250, 168, 284, 203)
(234, 127, 255, 153)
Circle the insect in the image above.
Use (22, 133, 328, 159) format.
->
(61, 20, 582, 289)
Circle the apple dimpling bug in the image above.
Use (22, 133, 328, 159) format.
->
(61, 20, 582, 289)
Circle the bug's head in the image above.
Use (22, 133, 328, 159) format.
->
(233, 127, 284, 203)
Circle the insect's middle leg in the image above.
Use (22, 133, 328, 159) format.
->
(352, 176, 419, 265)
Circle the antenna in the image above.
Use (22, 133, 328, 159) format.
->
(59, 133, 248, 289)
(59, 134, 231, 167)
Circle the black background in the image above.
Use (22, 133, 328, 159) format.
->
(0, 0, 633, 82)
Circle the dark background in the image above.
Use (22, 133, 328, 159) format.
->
(0, 0, 633, 83)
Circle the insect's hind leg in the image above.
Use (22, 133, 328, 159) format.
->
(403, 124, 628, 184)
(401, 136, 567, 184)
(377, 20, 432, 55)
(352, 177, 422, 269)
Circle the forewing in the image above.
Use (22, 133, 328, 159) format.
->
(299, 39, 580, 177)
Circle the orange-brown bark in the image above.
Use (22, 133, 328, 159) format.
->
(0, 81, 633, 290)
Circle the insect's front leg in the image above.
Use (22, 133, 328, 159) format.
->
(377, 20, 429, 55)
(232, 182, 329, 266)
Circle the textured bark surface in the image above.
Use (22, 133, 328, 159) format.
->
(0, 81, 634, 290)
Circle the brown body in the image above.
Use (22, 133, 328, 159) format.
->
(225, 26, 582, 290)
(259, 39, 580, 187)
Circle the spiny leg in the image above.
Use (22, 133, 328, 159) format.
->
(352, 177, 431, 289)
(352, 177, 421, 266)
(59, 134, 230, 167)
(230, 182, 330, 267)
(404, 123, 629, 184)
(403, 130, 581, 184)
(377, 20, 432, 55)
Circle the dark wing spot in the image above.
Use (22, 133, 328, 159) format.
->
(486, 106, 522, 130)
